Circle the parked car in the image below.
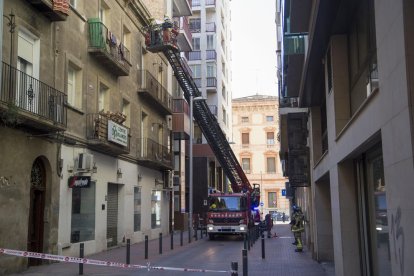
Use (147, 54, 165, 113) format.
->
(271, 212, 289, 221)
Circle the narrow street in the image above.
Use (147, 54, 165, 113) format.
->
(10, 225, 334, 276)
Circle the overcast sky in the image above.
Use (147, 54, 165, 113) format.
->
(230, 0, 277, 99)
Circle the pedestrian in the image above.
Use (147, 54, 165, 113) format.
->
(265, 213, 273, 238)
(290, 206, 305, 252)
(282, 212, 286, 223)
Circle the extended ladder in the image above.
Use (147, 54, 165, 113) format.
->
(152, 45, 251, 193)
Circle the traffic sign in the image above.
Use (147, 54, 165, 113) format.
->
(282, 189, 286, 196)
(260, 202, 264, 206)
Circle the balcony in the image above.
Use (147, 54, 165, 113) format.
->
(26, 0, 69, 21)
(172, 99, 190, 140)
(206, 22, 216, 32)
(205, 0, 216, 8)
(0, 62, 67, 132)
(206, 77, 217, 88)
(86, 113, 130, 156)
(188, 51, 202, 61)
(87, 19, 131, 76)
(174, 17, 192, 52)
(193, 78, 202, 88)
(173, 0, 192, 17)
(282, 34, 307, 98)
(137, 70, 172, 115)
(137, 138, 173, 170)
(206, 50, 217, 60)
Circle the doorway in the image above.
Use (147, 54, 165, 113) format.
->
(107, 183, 119, 248)
(27, 158, 46, 266)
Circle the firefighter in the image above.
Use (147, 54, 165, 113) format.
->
(290, 206, 305, 252)
(265, 213, 273, 238)
(162, 15, 174, 44)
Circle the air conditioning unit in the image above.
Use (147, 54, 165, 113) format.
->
(77, 153, 93, 171)
(166, 115, 172, 130)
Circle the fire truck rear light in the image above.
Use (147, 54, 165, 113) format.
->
(208, 226, 214, 231)
(240, 226, 245, 231)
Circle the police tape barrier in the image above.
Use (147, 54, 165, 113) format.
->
(0, 248, 232, 274)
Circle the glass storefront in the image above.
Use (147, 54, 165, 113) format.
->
(71, 183, 96, 243)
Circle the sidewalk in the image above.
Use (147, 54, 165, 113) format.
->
(9, 225, 335, 275)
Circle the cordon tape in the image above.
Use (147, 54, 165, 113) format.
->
(0, 248, 233, 274)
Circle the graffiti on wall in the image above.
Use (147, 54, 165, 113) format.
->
(390, 207, 405, 275)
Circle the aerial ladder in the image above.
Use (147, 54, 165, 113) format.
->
(144, 22, 260, 215)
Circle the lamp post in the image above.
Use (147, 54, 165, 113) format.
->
(189, 95, 204, 241)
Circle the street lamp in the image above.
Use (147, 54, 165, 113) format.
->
(189, 95, 204, 241)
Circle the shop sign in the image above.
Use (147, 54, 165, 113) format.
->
(68, 176, 91, 188)
(108, 120, 128, 147)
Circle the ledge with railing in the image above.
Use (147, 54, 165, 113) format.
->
(206, 77, 217, 88)
(205, 0, 216, 7)
(137, 70, 172, 115)
(137, 138, 172, 169)
(86, 112, 130, 156)
(0, 62, 67, 131)
(188, 51, 202, 60)
(192, 0, 201, 7)
(87, 19, 131, 76)
(206, 49, 217, 60)
(206, 22, 216, 32)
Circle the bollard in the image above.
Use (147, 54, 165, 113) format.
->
(79, 243, 84, 275)
(145, 235, 148, 259)
(201, 228, 203, 239)
(159, 233, 163, 255)
(242, 249, 248, 276)
(261, 232, 265, 259)
(126, 239, 130, 264)
(188, 228, 191, 243)
(170, 231, 174, 250)
(244, 233, 247, 250)
(180, 230, 183, 246)
(231, 261, 238, 276)
(195, 229, 198, 241)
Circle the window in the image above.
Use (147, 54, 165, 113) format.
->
(267, 157, 276, 173)
(192, 37, 200, 50)
(151, 190, 161, 228)
(268, 192, 277, 208)
(266, 116, 274, 122)
(348, 0, 377, 114)
(206, 63, 216, 77)
(98, 82, 109, 111)
(242, 133, 249, 146)
(133, 187, 141, 232)
(207, 34, 215, 50)
(242, 158, 250, 173)
(67, 63, 82, 109)
(122, 99, 130, 127)
(71, 183, 96, 243)
(189, 18, 201, 32)
(241, 116, 249, 123)
(190, 64, 201, 78)
(222, 107, 227, 125)
(267, 132, 275, 145)
(99, 1, 110, 27)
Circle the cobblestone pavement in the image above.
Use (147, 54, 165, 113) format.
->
(9, 224, 335, 276)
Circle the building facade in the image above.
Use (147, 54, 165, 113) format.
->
(232, 95, 289, 219)
(277, 0, 414, 276)
(186, 0, 233, 217)
(0, 0, 192, 273)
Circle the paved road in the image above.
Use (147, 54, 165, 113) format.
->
(9, 224, 335, 275)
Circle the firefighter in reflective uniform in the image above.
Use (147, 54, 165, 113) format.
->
(290, 206, 305, 252)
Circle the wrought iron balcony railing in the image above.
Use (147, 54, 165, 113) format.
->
(86, 113, 130, 156)
(188, 51, 202, 60)
(206, 50, 217, 60)
(206, 77, 217, 88)
(137, 138, 173, 169)
(87, 19, 131, 76)
(137, 70, 172, 115)
(0, 62, 67, 131)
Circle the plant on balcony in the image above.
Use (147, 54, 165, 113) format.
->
(98, 110, 127, 124)
(0, 101, 21, 127)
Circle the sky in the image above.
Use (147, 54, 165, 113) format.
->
(230, 0, 278, 99)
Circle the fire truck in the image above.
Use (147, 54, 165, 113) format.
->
(145, 21, 260, 239)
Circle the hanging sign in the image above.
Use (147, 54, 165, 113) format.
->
(68, 176, 91, 188)
(108, 120, 128, 147)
